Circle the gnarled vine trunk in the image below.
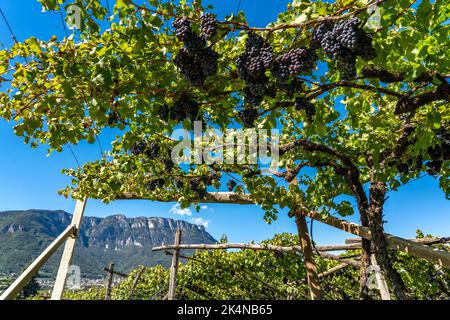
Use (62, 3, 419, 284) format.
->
(367, 181, 409, 300)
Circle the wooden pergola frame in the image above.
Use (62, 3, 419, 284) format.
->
(0, 191, 449, 300)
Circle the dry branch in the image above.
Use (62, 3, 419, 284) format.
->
(153, 243, 361, 253)
(318, 263, 351, 279)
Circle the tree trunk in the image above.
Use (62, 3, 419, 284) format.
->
(294, 212, 322, 300)
(368, 182, 409, 300)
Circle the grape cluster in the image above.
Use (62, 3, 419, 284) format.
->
(129, 140, 175, 171)
(107, 111, 120, 126)
(236, 32, 274, 106)
(175, 178, 184, 189)
(201, 172, 221, 186)
(130, 140, 148, 156)
(172, 17, 218, 86)
(145, 141, 160, 159)
(314, 18, 376, 79)
(425, 127, 450, 175)
(189, 178, 208, 199)
(294, 97, 315, 122)
(425, 160, 442, 176)
(200, 13, 217, 40)
(396, 156, 423, 176)
(226, 179, 237, 191)
(172, 17, 206, 51)
(174, 46, 218, 87)
(312, 21, 333, 50)
(130, 139, 160, 159)
(157, 96, 200, 122)
(238, 106, 259, 128)
(145, 179, 165, 192)
(395, 127, 449, 176)
(272, 48, 317, 81)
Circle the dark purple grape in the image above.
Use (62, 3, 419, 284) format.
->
(226, 179, 237, 191)
(200, 13, 217, 40)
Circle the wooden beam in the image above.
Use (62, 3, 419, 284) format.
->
(295, 213, 322, 300)
(51, 199, 87, 300)
(384, 233, 450, 268)
(115, 191, 450, 268)
(317, 252, 361, 268)
(318, 263, 350, 279)
(103, 267, 128, 278)
(118, 192, 254, 204)
(0, 225, 75, 300)
(168, 229, 182, 300)
(346, 237, 449, 245)
(153, 243, 361, 253)
(301, 210, 450, 268)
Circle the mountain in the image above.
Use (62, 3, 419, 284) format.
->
(0, 210, 217, 278)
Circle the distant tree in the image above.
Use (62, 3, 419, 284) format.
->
(19, 276, 41, 299)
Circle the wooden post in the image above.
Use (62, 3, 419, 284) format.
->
(105, 262, 114, 300)
(370, 255, 391, 300)
(127, 266, 146, 300)
(294, 212, 322, 300)
(0, 225, 75, 300)
(51, 199, 87, 300)
(168, 229, 182, 300)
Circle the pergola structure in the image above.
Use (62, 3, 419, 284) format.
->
(1, 192, 449, 300)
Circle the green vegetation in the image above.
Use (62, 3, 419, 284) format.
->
(61, 233, 450, 300)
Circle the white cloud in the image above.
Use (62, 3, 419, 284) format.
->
(169, 203, 192, 216)
(200, 205, 208, 210)
(191, 217, 210, 228)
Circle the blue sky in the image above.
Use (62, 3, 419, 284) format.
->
(0, 0, 448, 245)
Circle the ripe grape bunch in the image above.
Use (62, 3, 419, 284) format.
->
(425, 127, 450, 175)
(189, 178, 208, 199)
(313, 17, 376, 79)
(200, 13, 218, 40)
(272, 48, 317, 81)
(107, 111, 121, 126)
(227, 179, 237, 192)
(294, 97, 315, 122)
(130, 139, 161, 159)
(158, 96, 200, 122)
(129, 140, 175, 171)
(145, 179, 165, 192)
(172, 16, 218, 87)
(236, 32, 274, 106)
(173, 17, 206, 51)
(130, 139, 148, 156)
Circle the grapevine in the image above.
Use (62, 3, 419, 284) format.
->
(172, 17, 218, 87)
